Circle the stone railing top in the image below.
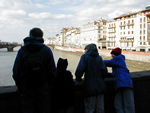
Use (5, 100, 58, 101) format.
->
(0, 70, 149, 95)
(0, 86, 17, 94)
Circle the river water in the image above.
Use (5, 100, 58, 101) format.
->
(0, 47, 150, 86)
(0, 47, 81, 86)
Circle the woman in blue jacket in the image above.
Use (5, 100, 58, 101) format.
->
(75, 43, 107, 113)
(104, 48, 135, 113)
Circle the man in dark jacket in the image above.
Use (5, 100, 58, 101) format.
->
(12, 28, 56, 113)
(75, 43, 107, 113)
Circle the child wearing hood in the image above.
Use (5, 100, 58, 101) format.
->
(75, 43, 107, 113)
(104, 48, 135, 113)
(53, 58, 75, 113)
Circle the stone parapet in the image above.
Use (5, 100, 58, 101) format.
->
(0, 71, 150, 113)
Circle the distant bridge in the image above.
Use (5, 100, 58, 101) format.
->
(0, 42, 22, 52)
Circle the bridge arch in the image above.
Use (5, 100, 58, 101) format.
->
(0, 42, 22, 52)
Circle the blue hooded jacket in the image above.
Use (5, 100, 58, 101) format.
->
(12, 36, 56, 87)
(104, 54, 133, 89)
(75, 49, 107, 96)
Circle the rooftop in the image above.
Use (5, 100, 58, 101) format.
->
(114, 6, 150, 20)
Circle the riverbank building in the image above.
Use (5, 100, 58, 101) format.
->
(106, 6, 150, 52)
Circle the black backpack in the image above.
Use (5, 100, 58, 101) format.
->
(20, 46, 46, 87)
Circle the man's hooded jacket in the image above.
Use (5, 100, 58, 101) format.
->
(12, 36, 56, 87)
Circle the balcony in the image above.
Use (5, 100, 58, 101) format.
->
(119, 38, 134, 42)
(108, 31, 116, 33)
(127, 23, 134, 26)
(108, 26, 116, 29)
(98, 38, 106, 42)
(106, 40, 115, 43)
(108, 36, 116, 38)
(119, 24, 126, 27)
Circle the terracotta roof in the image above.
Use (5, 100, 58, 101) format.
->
(114, 8, 150, 20)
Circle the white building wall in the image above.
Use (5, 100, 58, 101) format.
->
(106, 9, 150, 51)
(115, 21, 120, 47)
(64, 28, 81, 48)
(52, 7, 150, 52)
(55, 34, 63, 46)
(106, 21, 116, 49)
(134, 14, 141, 48)
(80, 22, 99, 47)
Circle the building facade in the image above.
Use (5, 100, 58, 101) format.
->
(46, 6, 150, 52)
(64, 28, 80, 48)
(106, 7, 150, 52)
(80, 19, 107, 48)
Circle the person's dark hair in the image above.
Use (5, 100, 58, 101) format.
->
(29, 28, 43, 37)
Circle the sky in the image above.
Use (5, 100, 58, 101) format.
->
(0, 0, 149, 43)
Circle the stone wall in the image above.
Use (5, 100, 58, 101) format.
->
(0, 71, 150, 113)
(104, 71, 150, 113)
(54, 46, 150, 62)
(99, 49, 150, 63)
